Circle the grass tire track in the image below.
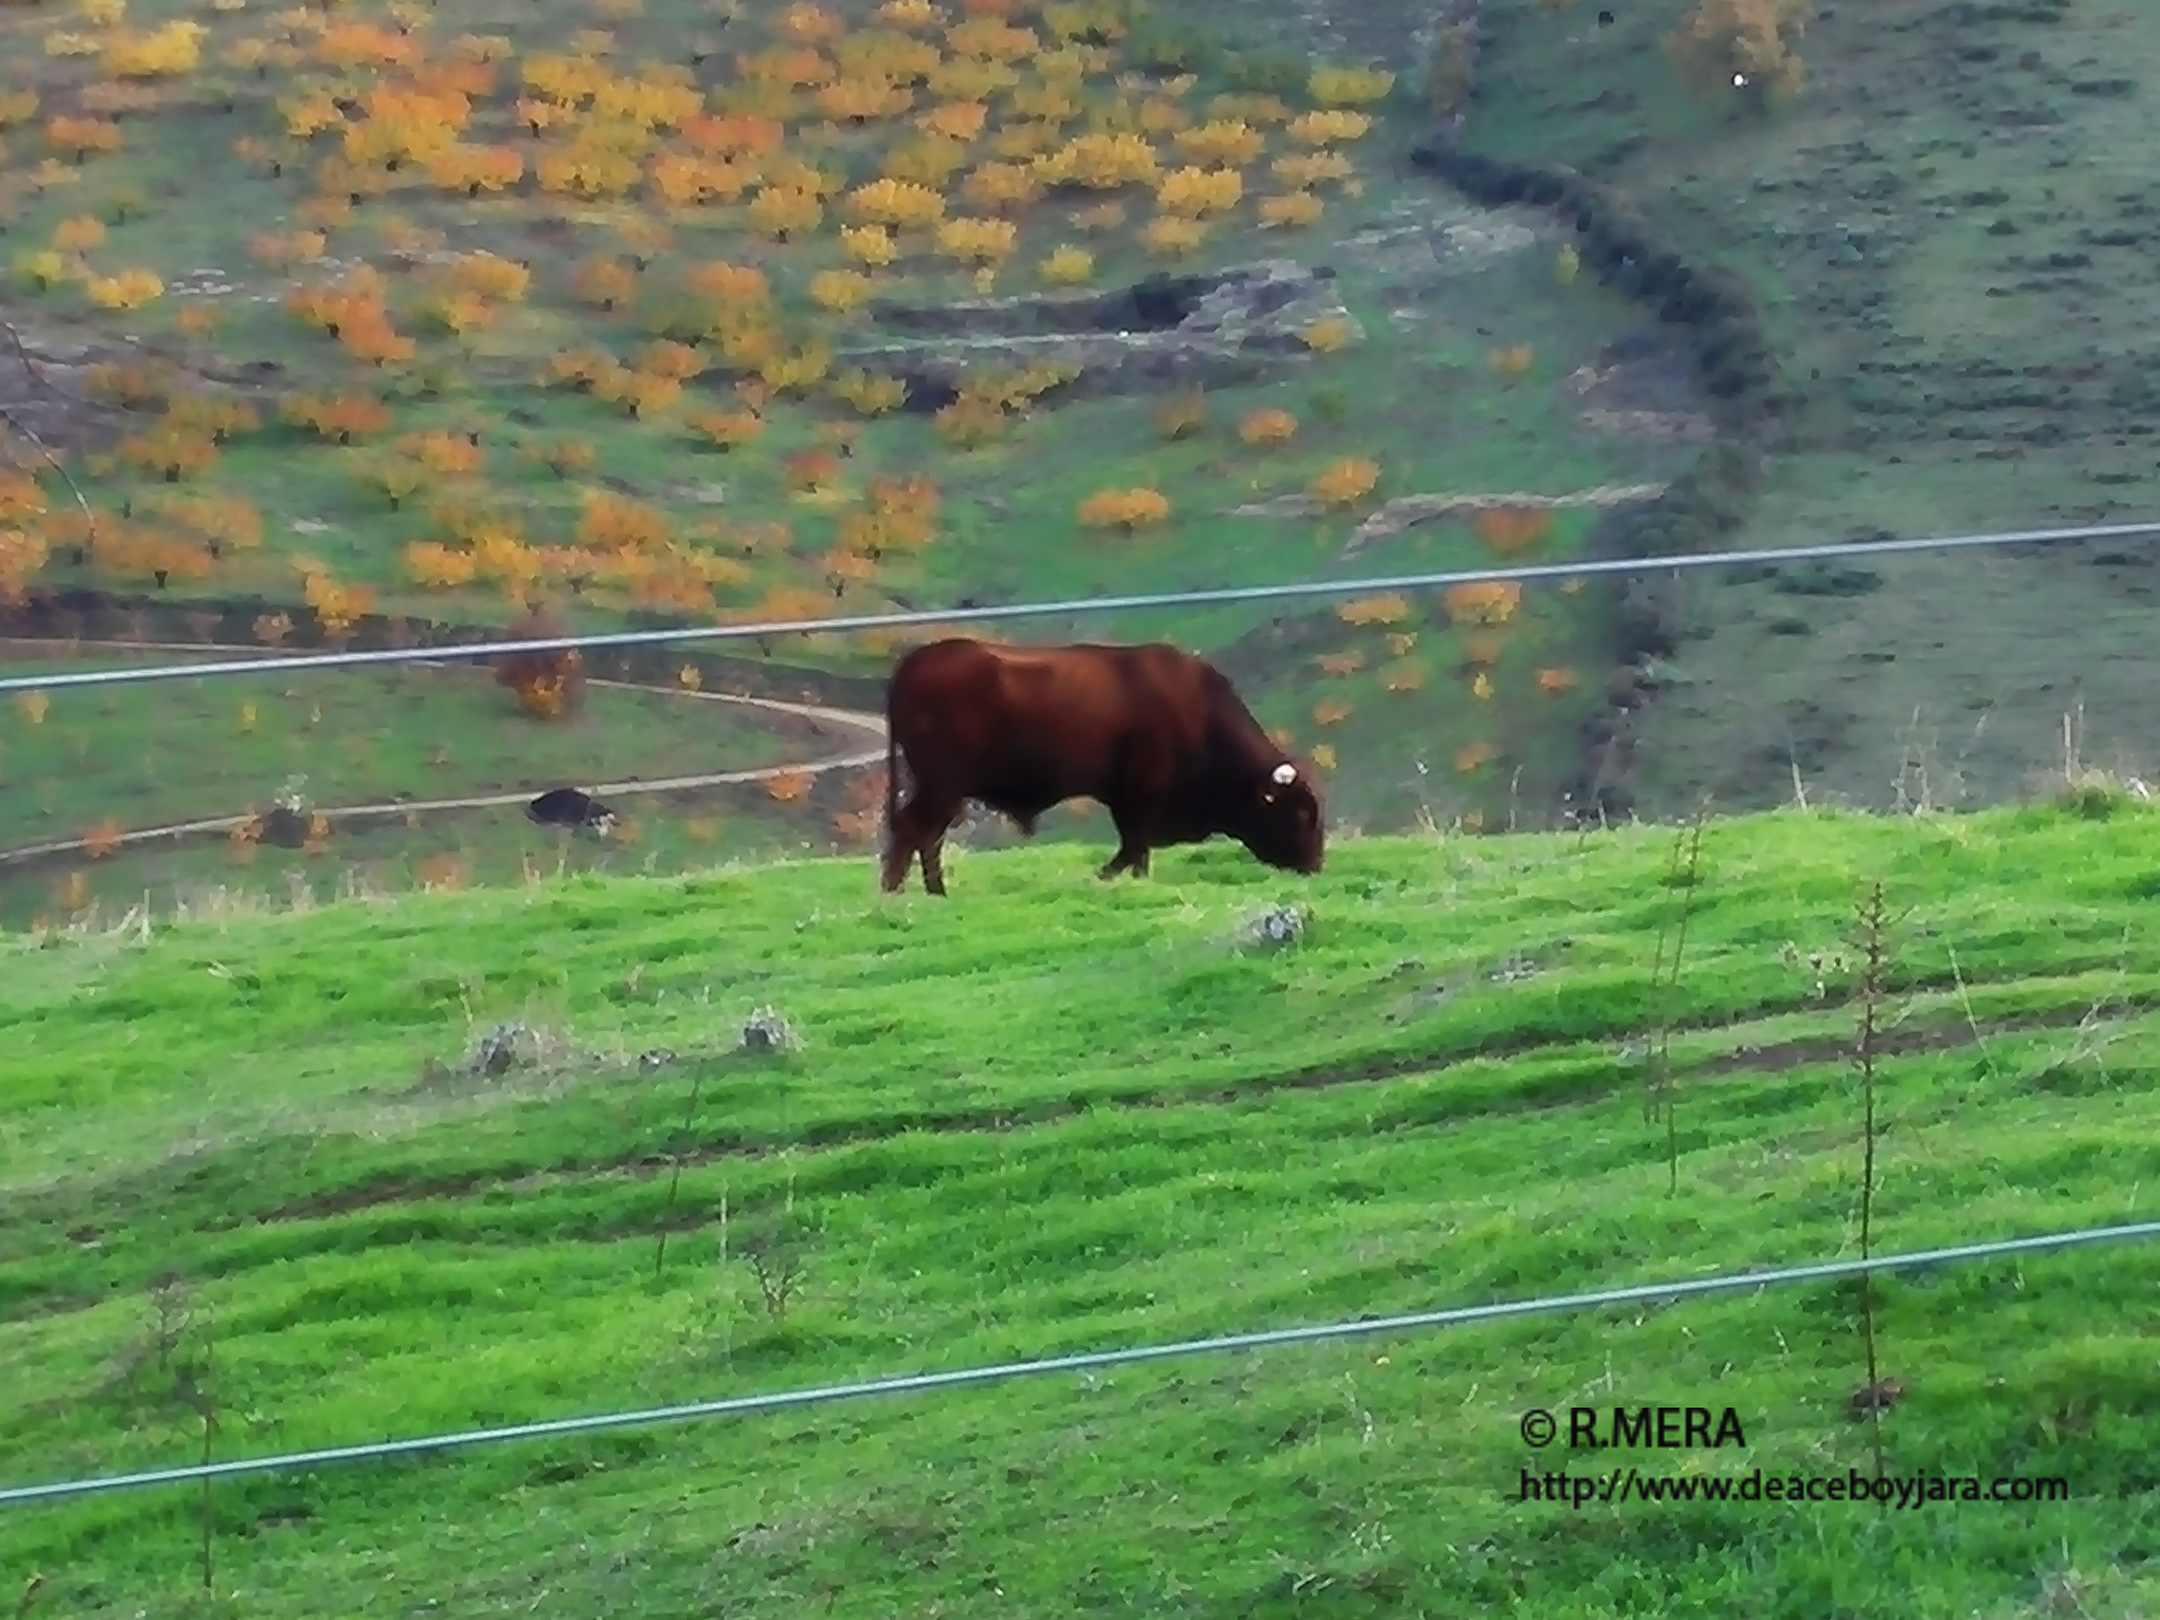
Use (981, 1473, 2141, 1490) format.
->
(218, 980, 2159, 1232)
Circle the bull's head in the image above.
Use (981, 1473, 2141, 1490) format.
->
(1246, 760, 1326, 875)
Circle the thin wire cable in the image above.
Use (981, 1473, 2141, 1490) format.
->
(1, 517, 2154, 696)
(4, 1216, 2153, 1509)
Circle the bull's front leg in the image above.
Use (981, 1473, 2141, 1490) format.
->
(1098, 737, 1170, 881)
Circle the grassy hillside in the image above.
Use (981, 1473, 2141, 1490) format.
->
(0, 0, 1691, 915)
(1455, 0, 2160, 813)
(3, 799, 2158, 1617)
(12, 0, 2154, 919)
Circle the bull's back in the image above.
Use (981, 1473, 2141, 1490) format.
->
(887, 640, 1189, 782)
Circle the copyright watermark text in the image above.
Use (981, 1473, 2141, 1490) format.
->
(1519, 1405, 1750, 1451)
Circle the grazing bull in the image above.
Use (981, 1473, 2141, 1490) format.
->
(880, 637, 1325, 895)
(527, 786, 618, 839)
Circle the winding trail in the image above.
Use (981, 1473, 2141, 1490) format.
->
(1229, 481, 1672, 561)
(0, 638, 890, 868)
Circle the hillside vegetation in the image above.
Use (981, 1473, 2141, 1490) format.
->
(10, 0, 2159, 921)
(0, 0, 1694, 923)
(3, 801, 2158, 1617)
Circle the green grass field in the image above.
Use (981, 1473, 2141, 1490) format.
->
(7, 8, 2160, 1612)
(3, 798, 2158, 1617)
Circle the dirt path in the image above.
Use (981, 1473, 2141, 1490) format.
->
(0, 638, 890, 867)
(1229, 482, 1672, 561)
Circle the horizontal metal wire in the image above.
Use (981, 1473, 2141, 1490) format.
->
(4, 1216, 2153, 1509)
(1, 517, 2155, 696)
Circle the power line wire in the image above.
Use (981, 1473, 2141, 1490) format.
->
(1, 517, 2154, 696)
(3, 1216, 2153, 1509)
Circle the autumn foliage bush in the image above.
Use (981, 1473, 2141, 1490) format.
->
(1078, 487, 1170, 534)
(1310, 458, 1379, 507)
(494, 605, 586, 720)
(1442, 581, 1523, 627)
(1337, 593, 1410, 628)
(1668, 0, 1810, 98)
(1473, 506, 1555, 553)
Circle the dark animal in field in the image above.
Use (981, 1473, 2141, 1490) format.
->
(527, 787, 618, 838)
(880, 637, 1325, 896)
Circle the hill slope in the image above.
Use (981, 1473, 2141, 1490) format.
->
(0, 0, 1684, 906)
(1455, 0, 2160, 814)
(2, 803, 2158, 1618)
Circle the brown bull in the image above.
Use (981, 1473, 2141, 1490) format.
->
(879, 637, 1325, 895)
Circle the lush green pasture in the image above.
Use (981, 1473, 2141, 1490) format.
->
(1460, 0, 2160, 813)
(2, 802, 2156, 1617)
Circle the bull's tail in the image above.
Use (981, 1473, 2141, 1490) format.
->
(882, 706, 903, 846)
(877, 647, 924, 890)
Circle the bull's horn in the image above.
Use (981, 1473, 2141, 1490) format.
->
(1272, 763, 1297, 785)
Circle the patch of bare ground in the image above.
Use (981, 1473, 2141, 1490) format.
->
(0, 306, 273, 461)
(1230, 482, 1669, 560)
(1565, 349, 1720, 446)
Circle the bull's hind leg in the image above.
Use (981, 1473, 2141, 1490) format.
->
(878, 820, 916, 893)
(885, 789, 962, 895)
(881, 793, 926, 892)
(919, 796, 967, 895)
